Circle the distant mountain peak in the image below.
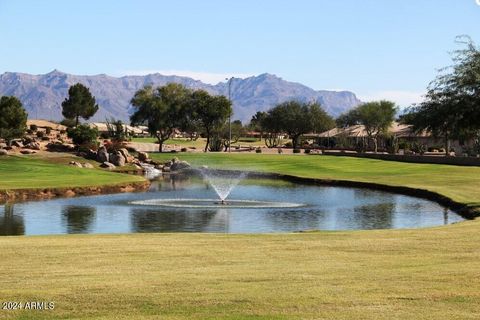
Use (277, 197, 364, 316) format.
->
(0, 71, 361, 122)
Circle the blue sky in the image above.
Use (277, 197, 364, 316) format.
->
(1, 0, 479, 107)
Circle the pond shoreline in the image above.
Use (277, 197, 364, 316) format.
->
(244, 171, 480, 220)
(0, 180, 151, 203)
(1, 165, 478, 220)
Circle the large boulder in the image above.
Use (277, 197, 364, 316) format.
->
(46, 142, 75, 152)
(97, 146, 109, 163)
(100, 161, 116, 170)
(170, 160, 191, 171)
(0, 143, 7, 149)
(82, 163, 94, 169)
(138, 151, 149, 162)
(85, 149, 97, 160)
(118, 148, 131, 162)
(110, 151, 126, 167)
(11, 140, 24, 148)
(0, 149, 8, 156)
(25, 142, 40, 150)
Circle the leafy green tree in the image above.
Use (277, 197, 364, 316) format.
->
(262, 101, 334, 149)
(249, 111, 268, 141)
(191, 90, 232, 152)
(67, 124, 99, 146)
(338, 100, 397, 153)
(62, 83, 99, 126)
(0, 96, 27, 146)
(105, 118, 128, 142)
(401, 36, 480, 155)
(130, 83, 191, 152)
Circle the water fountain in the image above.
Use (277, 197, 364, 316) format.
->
(198, 168, 247, 204)
(130, 167, 303, 208)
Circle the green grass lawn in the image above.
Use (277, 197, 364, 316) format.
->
(151, 153, 480, 209)
(131, 137, 285, 149)
(0, 155, 144, 190)
(1, 222, 479, 319)
(2, 153, 480, 319)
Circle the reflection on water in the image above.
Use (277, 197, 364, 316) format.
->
(0, 204, 25, 235)
(131, 209, 219, 233)
(0, 174, 466, 236)
(62, 206, 96, 234)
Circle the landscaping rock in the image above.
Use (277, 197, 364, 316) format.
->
(138, 151, 149, 162)
(46, 142, 75, 152)
(100, 161, 116, 170)
(69, 161, 83, 168)
(162, 166, 171, 173)
(82, 163, 94, 169)
(0, 142, 7, 149)
(20, 149, 36, 154)
(170, 160, 191, 171)
(11, 140, 24, 148)
(118, 148, 131, 162)
(110, 151, 126, 167)
(25, 142, 41, 150)
(0, 149, 8, 156)
(97, 146, 109, 163)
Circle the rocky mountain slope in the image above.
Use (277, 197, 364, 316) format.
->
(0, 70, 361, 123)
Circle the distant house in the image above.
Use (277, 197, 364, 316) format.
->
(311, 122, 468, 153)
(87, 122, 149, 137)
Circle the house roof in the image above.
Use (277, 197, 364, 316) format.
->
(313, 122, 431, 138)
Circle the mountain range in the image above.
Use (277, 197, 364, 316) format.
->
(0, 70, 361, 123)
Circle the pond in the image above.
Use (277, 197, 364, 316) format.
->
(0, 173, 464, 235)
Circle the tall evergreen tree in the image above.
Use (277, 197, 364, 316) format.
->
(0, 96, 27, 146)
(62, 83, 99, 126)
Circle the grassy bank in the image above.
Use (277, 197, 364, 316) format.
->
(151, 153, 480, 209)
(1, 222, 479, 319)
(0, 155, 144, 190)
(2, 153, 480, 319)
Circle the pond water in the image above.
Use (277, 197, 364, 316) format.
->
(0, 174, 464, 235)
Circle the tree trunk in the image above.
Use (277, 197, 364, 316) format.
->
(75, 115, 79, 127)
(204, 134, 210, 153)
(292, 135, 298, 150)
(445, 133, 450, 156)
(156, 135, 163, 153)
(373, 136, 378, 153)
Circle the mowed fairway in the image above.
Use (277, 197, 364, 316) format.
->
(1, 223, 480, 319)
(1, 153, 480, 319)
(0, 155, 144, 190)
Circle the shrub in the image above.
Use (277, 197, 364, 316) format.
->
(36, 131, 45, 138)
(255, 147, 262, 153)
(304, 149, 311, 154)
(284, 141, 293, 148)
(67, 125, 98, 146)
(277, 148, 283, 154)
(45, 127, 52, 135)
(293, 149, 301, 153)
(30, 124, 38, 131)
(26, 129, 33, 135)
(181, 147, 187, 152)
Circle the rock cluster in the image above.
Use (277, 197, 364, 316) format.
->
(93, 147, 136, 168)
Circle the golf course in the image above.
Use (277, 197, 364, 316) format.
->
(1, 153, 479, 319)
